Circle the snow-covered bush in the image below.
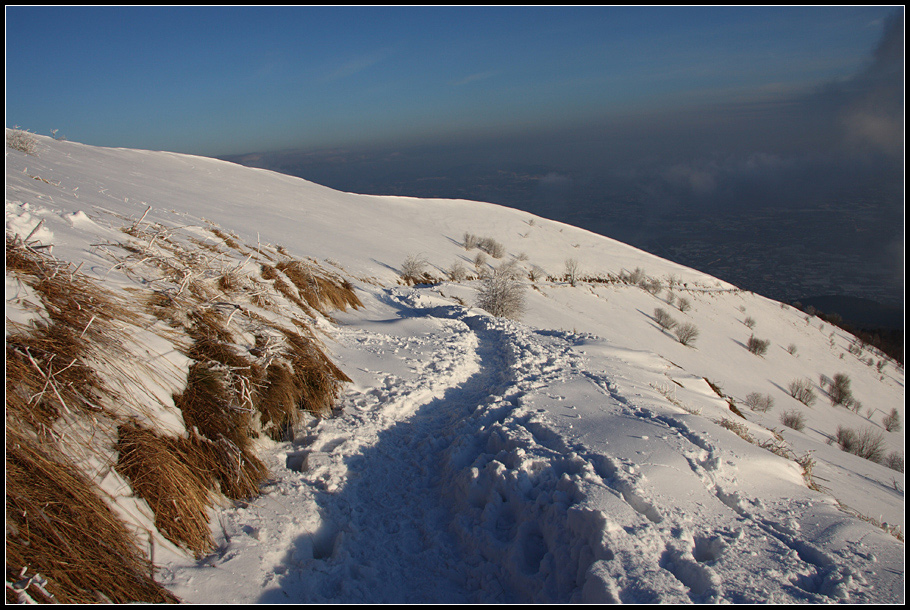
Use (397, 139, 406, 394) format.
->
(476, 260, 526, 320)
(400, 254, 428, 284)
(7, 128, 38, 155)
(447, 261, 468, 282)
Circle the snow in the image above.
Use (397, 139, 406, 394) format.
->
(6, 131, 904, 603)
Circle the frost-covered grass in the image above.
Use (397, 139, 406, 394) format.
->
(5, 134, 904, 604)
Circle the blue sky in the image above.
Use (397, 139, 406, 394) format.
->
(4, 6, 900, 156)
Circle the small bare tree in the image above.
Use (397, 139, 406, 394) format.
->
(676, 296, 692, 313)
(565, 258, 580, 287)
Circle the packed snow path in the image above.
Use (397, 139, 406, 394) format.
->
(161, 287, 899, 604)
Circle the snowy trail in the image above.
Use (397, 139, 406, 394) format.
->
(161, 287, 894, 604)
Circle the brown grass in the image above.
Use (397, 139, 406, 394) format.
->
(279, 326, 351, 418)
(262, 263, 315, 314)
(256, 362, 305, 441)
(275, 260, 361, 314)
(209, 227, 243, 251)
(6, 427, 179, 603)
(6, 224, 356, 600)
(115, 422, 215, 556)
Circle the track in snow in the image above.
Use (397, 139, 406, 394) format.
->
(162, 287, 885, 604)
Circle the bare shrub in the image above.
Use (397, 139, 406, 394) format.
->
(675, 322, 699, 346)
(653, 307, 678, 330)
(787, 378, 816, 406)
(884, 452, 904, 473)
(627, 267, 646, 284)
(477, 236, 505, 258)
(835, 425, 887, 463)
(744, 392, 774, 413)
(780, 410, 806, 431)
(473, 251, 487, 271)
(743, 316, 756, 329)
(676, 296, 692, 313)
(746, 335, 770, 356)
(476, 260, 526, 320)
(787, 343, 798, 355)
(641, 277, 662, 295)
(882, 408, 902, 432)
(463, 232, 478, 250)
(528, 264, 546, 282)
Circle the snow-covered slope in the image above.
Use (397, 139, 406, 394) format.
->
(6, 132, 904, 603)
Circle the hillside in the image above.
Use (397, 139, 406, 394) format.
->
(5, 130, 904, 603)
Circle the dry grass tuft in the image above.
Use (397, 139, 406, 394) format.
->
(256, 362, 305, 441)
(261, 263, 315, 314)
(209, 227, 243, 251)
(275, 260, 361, 314)
(6, 427, 179, 604)
(115, 422, 215, 556)
(278, 327, 351, 418)
(180, 428, 268, 500)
